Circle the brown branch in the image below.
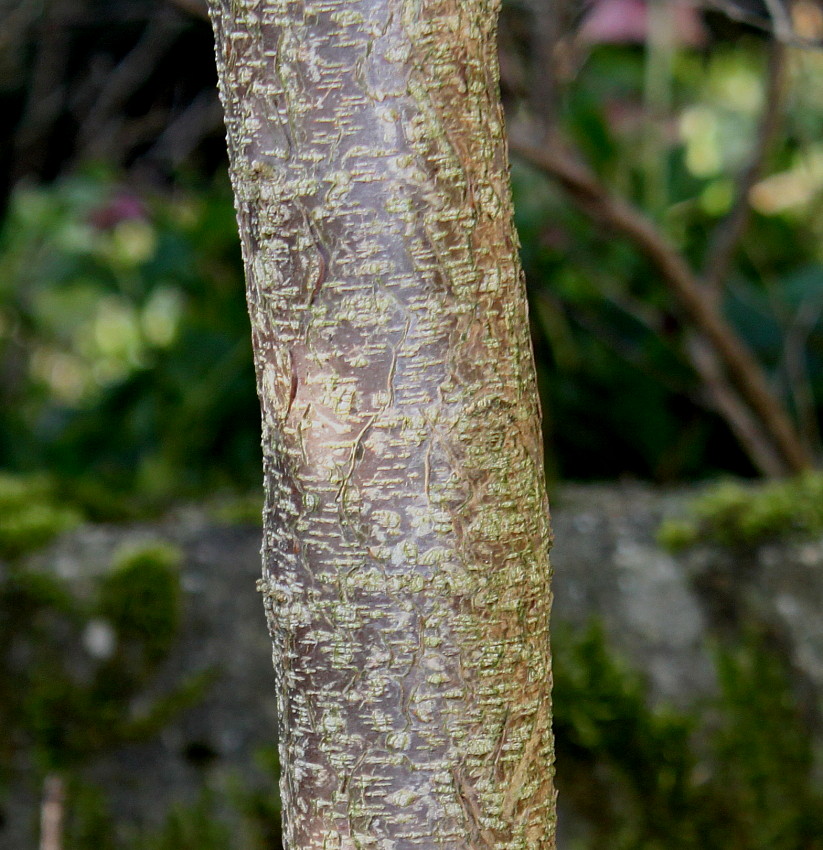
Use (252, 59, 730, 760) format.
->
(144, 90, 224, 167)
(686, 333, 788, 476)
(509, 133, 812, 474)
(784, 297, 823, 457)
(763, 0, 796, 44)
(166, 0, 209, 20)
(14, 0, 73, 173)
(701, 0, 822, 48)
(76, 11, 185, 160)
(703, 40, 788, 295)
(527, 0, 563, 139)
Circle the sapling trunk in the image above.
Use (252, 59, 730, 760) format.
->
(208, 1, 556, 846)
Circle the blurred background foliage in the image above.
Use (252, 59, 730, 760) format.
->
(4, 0, 823, 847)
(0, 171, 258, 513)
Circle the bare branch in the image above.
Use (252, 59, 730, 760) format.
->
(145, 89, 224, 168)
(784, 296, 823, 456)
(509, 132, 811, 474)
(76, 11, 185, 160)
(166, 0, 209, 21)
(702, 0, 822, 48)
(14, 0, 72, 169)
(686, 333, 788, 475)
(763, 0, 797, 42)
(526, 0, 564, 139)
(703, 40, 788, 295)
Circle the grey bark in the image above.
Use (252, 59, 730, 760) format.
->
(207, 1, 556, 847)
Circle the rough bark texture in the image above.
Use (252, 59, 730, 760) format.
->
(208, 1, 556, 847)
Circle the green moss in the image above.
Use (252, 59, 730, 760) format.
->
(657, 473, 823, 551)
(656, 519, 700, 552)
(119, 668, 216, 742)
(1, 567, 78, 618)
(0, 536, 196, 782)
(0, 472, 82, 558)
(62, 779, 118, 850)
(552, 622, 823, 850)
(231, 746, 282, 850)
(552, 622, 698, 847)
(134, 788, 233, 850)
(98, 543, 183, 664)
(209, 493, 264, 526)
(0, 472, 52, 507)
(58, 478, 158, 523)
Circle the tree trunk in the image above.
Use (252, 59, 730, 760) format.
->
(208, 1, 556, 847)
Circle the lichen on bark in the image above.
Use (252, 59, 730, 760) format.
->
(208, 1, 557, 847)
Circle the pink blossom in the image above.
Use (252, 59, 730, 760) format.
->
(89, 192, 147, 230)
(579, 0, 707, 46)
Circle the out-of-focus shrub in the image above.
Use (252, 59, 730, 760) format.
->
(0, 172, 260, 511)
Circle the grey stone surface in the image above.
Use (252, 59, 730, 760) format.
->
(3, 483, 823, 846)
(2, 509, 277, 848)
(550, 484, 714, 707)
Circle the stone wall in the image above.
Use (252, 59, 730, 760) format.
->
(4, 483, 823, 846)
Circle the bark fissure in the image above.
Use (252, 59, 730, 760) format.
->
(210, 1, 556, 847)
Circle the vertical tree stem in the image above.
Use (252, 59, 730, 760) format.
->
(208, 1, 556, 848)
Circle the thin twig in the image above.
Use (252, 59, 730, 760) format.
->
(509, 132, 811, 474)
(144, 89, 224, 167)
(703, 0, 773, 32)
(703, 40, 788, 295)
(762, 0, 796, 44)
(14, 0, 72, 168)
(527, 0, 563, 139)
(784, 297, 823, 457)
(39, 774, 64, 850)
(686, 333, 788, 476)
(566, 291, 789, 475)
(166, 0, 209, 19)
(702, 0, 821, 48)
(76, 10, 185, 159)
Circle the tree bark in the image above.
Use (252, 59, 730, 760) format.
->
(208, 2, 556, 847)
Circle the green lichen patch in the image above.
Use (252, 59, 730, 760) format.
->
(657, 473, 823, 551)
